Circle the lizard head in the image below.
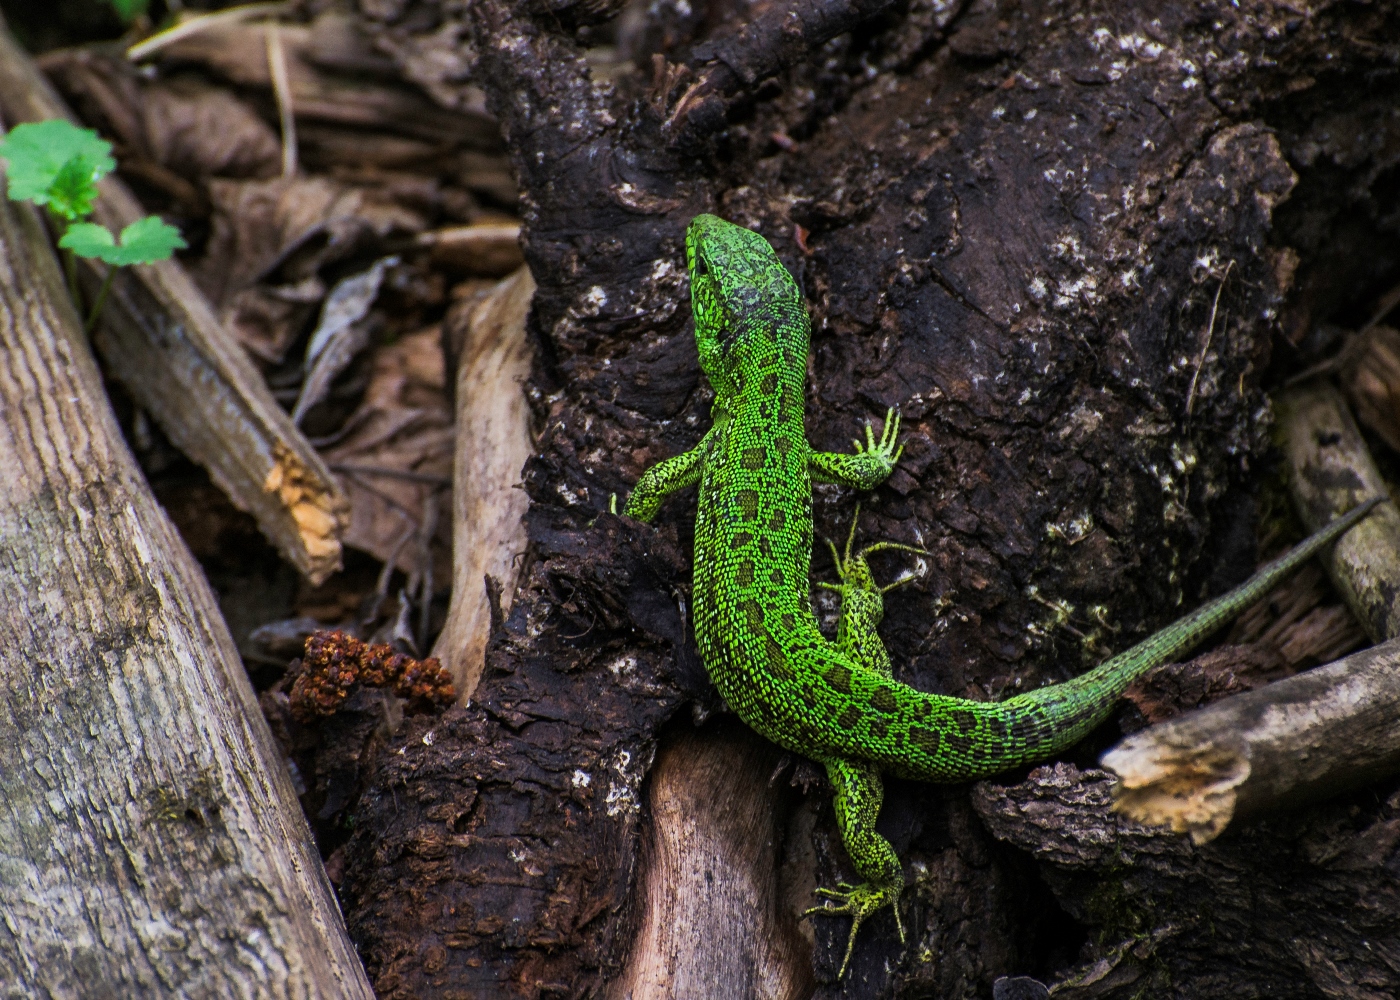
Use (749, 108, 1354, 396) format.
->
(686, 214, 807, 397)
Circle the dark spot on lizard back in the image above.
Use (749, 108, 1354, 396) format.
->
(765, 635, 794, 680)
(781, 612, 795, 630)
(769, 509, 786, 531)
(758, 536, 773, 557)
(735, 489, 759, 520)
(731, 532, 753, 550)
(775, 437, 792, 456)
(824, 663, 853, 694)
(871, 686, 899, 714)
(838, 704, 863, 731)
(760, 372, 779, 395)
(736, 560, 755, 587)
(869, 719, 888, 741)
(909, 726, 941, 757)
(742, 447, 766, 470)
(739, 599, 764, 632)
(952, 709, 978, 734)
(769, 567, 785, 586)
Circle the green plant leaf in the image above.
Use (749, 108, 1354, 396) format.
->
(46, 154, 102, 221)
(59, 216, 187, 266)
(108, 0, 150, 22)
(0, 120, 114, 212)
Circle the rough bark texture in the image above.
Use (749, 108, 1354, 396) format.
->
(335, 1, 1400, 996)
(973, 761, 1400, 1000)
(0, 168, 371, 995)
(0, 14, 350, 584)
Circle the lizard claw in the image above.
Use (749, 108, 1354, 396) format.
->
(803, 879, 903, 978)
(824, 504, 930, 594)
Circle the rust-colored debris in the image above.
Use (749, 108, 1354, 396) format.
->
(289, 629, 454, 721)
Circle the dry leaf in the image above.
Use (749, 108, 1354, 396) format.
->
(293, 256, 397, 425)
(321, 327, 453, 585)
(40, 49, 281, 180)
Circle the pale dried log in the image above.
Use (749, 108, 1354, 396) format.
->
(1102, 637, 1400, 844)
(432, 266, 535, 697)
(1275, 380, 1400, 642)
(0, 178, 371, 994)
(417, 221, 525, 278)
(610, 721, 813, 1000)
(0, 15, 349, 585)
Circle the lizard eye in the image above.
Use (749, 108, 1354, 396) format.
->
(694, 255, 709, 277)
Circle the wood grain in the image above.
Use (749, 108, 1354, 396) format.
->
(433, 266, 534, 698)
(0, 165, 371, 996)
(1275, 381, 1400, 643)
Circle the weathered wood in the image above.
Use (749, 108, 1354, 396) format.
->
(973, 761, 1400, 999)
(1275, 381, 1400, 642)
(0, 171, 371, 994)
(0, 14, 349, 584)
(432, 265, 535, 698)
(608, 721, 814, 1000)
(1103, 637, 1400, 844)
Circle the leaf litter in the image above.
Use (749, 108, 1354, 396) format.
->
(31, 8, 521, 682)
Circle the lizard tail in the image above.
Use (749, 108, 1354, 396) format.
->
(991, 495, 1385, 765)
(875, 496, 1384, 782)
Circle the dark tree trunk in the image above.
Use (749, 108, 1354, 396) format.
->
(332, 1, 1400, 997)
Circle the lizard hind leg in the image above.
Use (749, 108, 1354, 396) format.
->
(803, 758, 906, 977)
(821, 505, 931, 592)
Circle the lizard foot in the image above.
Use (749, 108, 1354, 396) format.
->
(850, 407, 905, 475)
(821, 504, 930, 596)
(803, 880, 905, 977)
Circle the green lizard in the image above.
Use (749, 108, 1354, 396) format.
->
(619, 213, 1383, 976)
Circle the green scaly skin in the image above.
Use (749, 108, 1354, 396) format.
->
(621, 213, 1383, 976)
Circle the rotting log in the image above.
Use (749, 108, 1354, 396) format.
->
(0, 171, 371, 994)
(1102, 636, 1400, 844)
(337, 1, 1400, 996)
(1276, 380, 1400, 642)
(973, 760, 1400, 999)
(0, 13, 349, 584)
(432, 265, 535, 698)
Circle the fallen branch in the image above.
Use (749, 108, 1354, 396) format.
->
(431, 265, 534, 698)
(1275, 380, 1400, 641)
(0, 166, 370, 997)
(0, 14, 349, 584)
(1103, 636, 1400, 844)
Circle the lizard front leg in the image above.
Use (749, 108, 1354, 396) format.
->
(618, 443, 706, 522)
(809, 408, 904, 491)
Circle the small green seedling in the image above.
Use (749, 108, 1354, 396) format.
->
(0, 119, 185, 331)
(107, 0, 151, 22)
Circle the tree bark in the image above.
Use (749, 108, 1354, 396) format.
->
(0, 14, 350, 584)
(0, 162, 371, 995)
(337, 1, 1400, 996)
